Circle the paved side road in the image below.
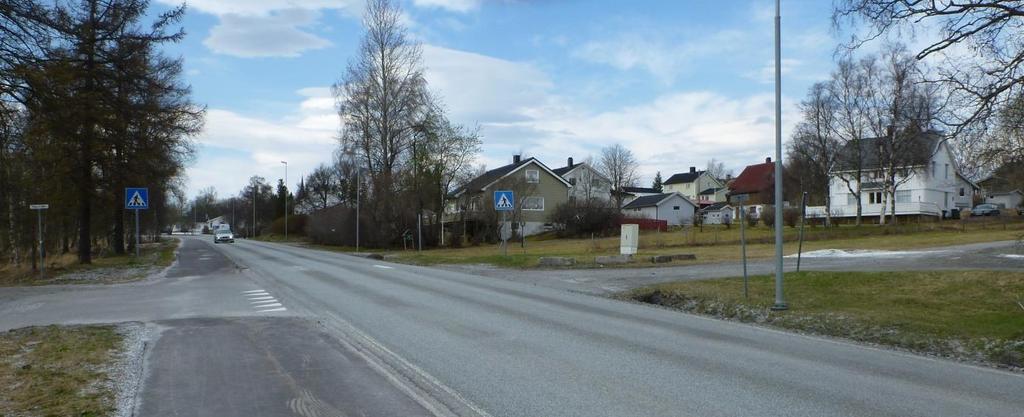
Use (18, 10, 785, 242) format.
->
(211, 238, 1024, 417)
(0, 238, 435, 417)
(435, 240, 1024, 294)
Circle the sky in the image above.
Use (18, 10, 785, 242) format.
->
(152, 0, 845, 198)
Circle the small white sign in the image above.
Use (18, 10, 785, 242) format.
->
(29, 204, 49, 210)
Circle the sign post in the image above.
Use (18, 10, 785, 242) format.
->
(494, 190, 514, 256)
(733, 194, 750, 299)
(29, 204, 48, 275)
(125, 188, 149, 257)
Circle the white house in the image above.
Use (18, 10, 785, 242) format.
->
(664, 167, 726, 205)
(820, 132, 976, 220)
(621, 192, 697, 226)
(699, 202, 734, 225)
(552, 157, 613, 203)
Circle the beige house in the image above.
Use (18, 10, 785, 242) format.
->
(663, 167, 726, 205)
(450, 155, 571, 236)
(552, 157, 613, 203)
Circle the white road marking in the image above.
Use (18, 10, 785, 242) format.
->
(251, 299, 279, 305)
(253, 303, 283, 308)
(244, 291, 270, 296)
(242, 289, 265, 294)
(256, 307, 287, 313)
(247, 296, 274, 301)
(373, 265, 393, 269)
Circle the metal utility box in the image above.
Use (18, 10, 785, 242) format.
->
(620, 224, 639, 255)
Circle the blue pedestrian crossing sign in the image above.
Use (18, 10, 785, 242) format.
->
(494, 190, 514, 211)
(125, 188, 149, 210)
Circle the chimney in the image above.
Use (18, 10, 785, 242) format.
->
(567, 157, 574, 167)
(765, 157, 772, 164)
(726, 173, 732, 181)
(689, 166, 696, 174)
(513, 154, 521, 164)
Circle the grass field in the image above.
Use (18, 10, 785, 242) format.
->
(619, 270, 1024, 368)
(0, 325, 121, 416)
(385, 218, 1024, 268)
(0, 238, 179, 286)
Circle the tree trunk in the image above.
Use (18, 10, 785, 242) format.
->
(854, 181, 863, 226)
(113, 205, 125, 254)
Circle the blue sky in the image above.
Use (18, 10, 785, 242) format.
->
(154, 0, 842, 198)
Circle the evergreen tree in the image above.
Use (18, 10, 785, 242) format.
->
(651, 171, 663, 192)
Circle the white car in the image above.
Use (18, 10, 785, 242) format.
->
(214, 229, 235, 243)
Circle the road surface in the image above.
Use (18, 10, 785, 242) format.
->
(1, 236, 1021, 416)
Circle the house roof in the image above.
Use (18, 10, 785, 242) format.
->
(664, 170, 703, 185)
(551, 162, 612, 183)
(987, 189, 1023, 197)
(700, 202, 732, 212)
(621, 186, 659, 194)
(835, 131, 942, 171)
(452, 157, 571, 197)
(699, 187, 724, 195)
(729, 160, 776, 195)
(621, 192, 696, 210)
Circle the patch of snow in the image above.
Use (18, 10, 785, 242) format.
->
(787, 249, 946, 259)
(997, 254, 1024, 259)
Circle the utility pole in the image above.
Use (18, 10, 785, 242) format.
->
(355, 169, 360, 252)
(281, 161, 288, 240)
(772, 0, 788, 310)
(252, 180, 257, 238)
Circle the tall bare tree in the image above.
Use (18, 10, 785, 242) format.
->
(599, 144, 639, 208)
(790, 81, 840, 226)
(834, 1, 1024, 164)
(830, 58, 874, 225)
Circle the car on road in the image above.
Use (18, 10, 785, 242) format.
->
(214, 229, 235, 243)
(971, 204, 1001, 216)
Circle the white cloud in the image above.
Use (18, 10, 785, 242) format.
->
(203, 9, 332, 58)
(187, 88, 338, 197)
(573, 30, 747, 83)
(160, 0, 359, 58)
(413, 0, 480, 13)
(421, 45, 797, 182)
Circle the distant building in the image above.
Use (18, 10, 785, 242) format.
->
(728, 157, 779, 206)
(621, 192, 697, 226)
(552, 157, 613, 203)
(663, 167, 726, 204)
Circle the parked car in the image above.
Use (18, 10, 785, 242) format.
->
(214, 229, 235, 243)
(971, 204, 1001, 216)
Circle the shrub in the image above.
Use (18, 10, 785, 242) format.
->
(269, 214, 309, 236)
(549, 201, 621, 237)
(783, 208, 800, 228)
(746, 211, 758, 228)
(762, 205, 776, 227)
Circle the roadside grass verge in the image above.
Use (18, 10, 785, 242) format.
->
(0, 238, 179, 286)
(386, 220, 1024, 269)
(0, 325, 121, 416)
(617, 270, 1024, 369)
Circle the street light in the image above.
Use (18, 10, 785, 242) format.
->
(281, 161, 288, 241)
(771, 0, 788, 311)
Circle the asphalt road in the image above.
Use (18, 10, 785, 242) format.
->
(0, 237, 432, 417)
(206, 237, 1024, 417)
(438, 240, 1024, 294)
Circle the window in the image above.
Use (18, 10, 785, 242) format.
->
(944, 164, 949, 179)
(959, 188, 965, 197)
(847, 193, 858, 206)
(869, 191, 883, 204)
(673, 206, 680, 210)
(931, 162, 936, 177)
(522, 196, 544, 211)
(525, 169, 539, 183)
(896, 190, 911, 203)
(591, 178, 601, 187)
(568, 178, 576, 186)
